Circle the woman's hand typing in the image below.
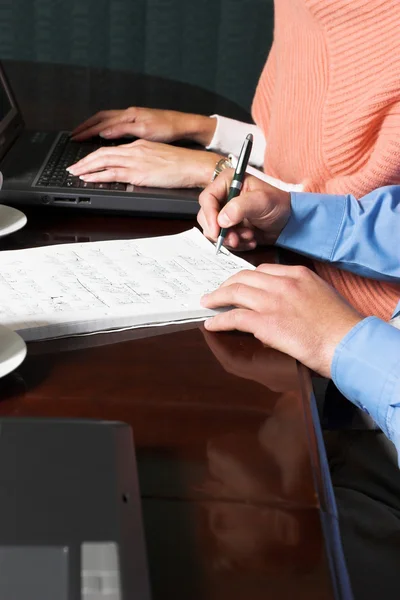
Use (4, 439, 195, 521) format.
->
(71, 107, 217, 146)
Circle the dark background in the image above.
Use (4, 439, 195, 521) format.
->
(0, 0, 274, 112)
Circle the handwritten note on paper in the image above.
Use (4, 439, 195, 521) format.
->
(0, 228, 255, 341)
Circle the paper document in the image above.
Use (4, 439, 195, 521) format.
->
(0, 228, 255, 341)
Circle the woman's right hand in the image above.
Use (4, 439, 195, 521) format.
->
(71, 107, 217, 146)
(67, 139, 221, 189)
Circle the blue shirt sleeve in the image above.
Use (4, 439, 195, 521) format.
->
(331, 317, 400, 465)
(276, 185, 400, 282)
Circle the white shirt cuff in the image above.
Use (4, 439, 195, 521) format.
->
(206, 115, 266, 168)
(229, 154, 304, 193)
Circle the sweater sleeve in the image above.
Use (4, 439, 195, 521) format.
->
(251, 43, 276, 138)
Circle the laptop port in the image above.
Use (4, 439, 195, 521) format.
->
(53, 197, 77, 203)
(77, 197, 91, 204)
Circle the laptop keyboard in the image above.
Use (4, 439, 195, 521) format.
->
(35, 133, 126, 191)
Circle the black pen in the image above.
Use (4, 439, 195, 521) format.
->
(215, 133, 253, 254)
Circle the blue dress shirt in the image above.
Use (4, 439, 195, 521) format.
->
(276, 185, 400, 463)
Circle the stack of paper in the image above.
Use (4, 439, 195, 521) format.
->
(0, 228, 255, 341)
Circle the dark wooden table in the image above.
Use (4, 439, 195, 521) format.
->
(0, 61, 352, 600)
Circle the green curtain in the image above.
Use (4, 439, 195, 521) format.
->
(0, 0, 273, 110)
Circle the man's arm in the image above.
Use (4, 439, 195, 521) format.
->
(332, 316, 400, 465)
(277, 185, 400, 282)
(198, 174, 400, 281)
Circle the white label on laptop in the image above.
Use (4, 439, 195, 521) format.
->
(82, 542, 121, 600)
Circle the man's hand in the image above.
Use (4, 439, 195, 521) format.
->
(201, 264, 363, 377)
(71, 107, 216, 145)
(197, 171, 292, 250)
(67, 139, 221, 188)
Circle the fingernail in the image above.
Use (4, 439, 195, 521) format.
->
(99, 130, 111, 138)
(200, 294, 208, 306)
(218, 213, 231, 227)
(79, 176, 88, 181)
(204, 318, 213, 329)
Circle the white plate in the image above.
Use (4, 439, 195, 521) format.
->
(0, 204, 27, 237)
(0, 172, 27, 237)
(0, 325, 27, 378)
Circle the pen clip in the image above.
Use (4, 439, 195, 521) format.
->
(236, 147, 247, 176)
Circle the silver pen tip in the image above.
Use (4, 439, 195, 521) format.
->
(215, 237, 223, 254)
(246, 133, 253, 142)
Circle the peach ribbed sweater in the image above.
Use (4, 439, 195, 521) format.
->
(252, 0, 400, 320)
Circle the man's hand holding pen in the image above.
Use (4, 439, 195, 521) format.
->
(197, 171, 292, 251)
(214, 133, 254, 253)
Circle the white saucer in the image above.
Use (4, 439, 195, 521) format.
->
(0, 204, 27, 237)
(0, 173, 27, 237)
(0, 326, 27, 378)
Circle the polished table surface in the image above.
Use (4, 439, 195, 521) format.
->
(1, 61, 399, 600)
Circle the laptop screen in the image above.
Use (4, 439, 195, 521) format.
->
(0, 83, 12, 122)
(0, 64, 22, 160)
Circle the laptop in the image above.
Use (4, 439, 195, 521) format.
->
(0, 418, 151, 600)
(0, 64, 200, 216)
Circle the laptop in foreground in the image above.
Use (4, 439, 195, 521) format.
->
(0, 418, 151, 600)
(0, 64, 200, 216)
